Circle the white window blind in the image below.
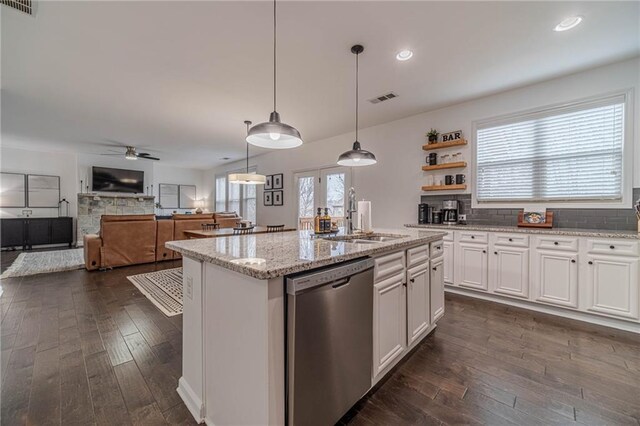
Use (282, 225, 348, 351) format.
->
(215, 176, 226, 212)
(476, 95, 625, 202)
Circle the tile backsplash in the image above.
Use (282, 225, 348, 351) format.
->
(420, 188, 640, 231)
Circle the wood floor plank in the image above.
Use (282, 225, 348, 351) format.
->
(101, 330, 133, 366)
(1, 345, 37, 425)
(85, 351, 132, 426)
(124, 304, 168, 347)
(26, 346, 61, 425)
(113, 360, 166, 424)
(60, 349, 94, 425)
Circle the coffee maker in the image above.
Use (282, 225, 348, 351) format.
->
(418, 203, 430, 224)
(442, 200, 459, 225)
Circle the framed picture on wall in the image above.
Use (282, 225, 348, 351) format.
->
(273, 190, 283, 206)
(179, 185, 197, 209)
(265, 175, 273, 190)
(159, 183, 179, 208)
(264, 191, 273, 206)
(272, 173, 283, 189)
(27, 174, 60, 208)
(0, 173, 26, 207)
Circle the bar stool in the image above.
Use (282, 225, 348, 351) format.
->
(202, 223, 220, 231)
(266, 224, 285, 233)
(233, 227, 254, 235)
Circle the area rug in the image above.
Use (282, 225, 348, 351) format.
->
(0, 248, 85, 279)
(127, 268, 183, 316)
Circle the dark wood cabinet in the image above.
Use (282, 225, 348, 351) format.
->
(1, 217, 74, 249)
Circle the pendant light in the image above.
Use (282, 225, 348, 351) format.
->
(337, 45, 377, 167)
(246, 0, 303, 149)
(229, 121, 267, 185)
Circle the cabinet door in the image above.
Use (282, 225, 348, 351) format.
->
(430, 257, 445, 322)
(532, 249, 578, 308)
(443, 241, 454, 285)
(50, 218, 73, 244)
(373, 272, 406, 378)
(490, 246, 530, 299)
(1, 219, 25, 248)
(26, 219, 51, 246)
(457, 243, 488, 291)
(406, 266, 430, 346)
(585, 255, 639, 319)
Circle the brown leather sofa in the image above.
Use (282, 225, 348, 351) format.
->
(84, 212, 241, 270)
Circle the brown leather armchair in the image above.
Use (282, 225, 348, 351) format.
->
(213, 212, 242, 228)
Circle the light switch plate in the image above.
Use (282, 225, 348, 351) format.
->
(185, 276, 193, 300)
(459, 214, 467, 221)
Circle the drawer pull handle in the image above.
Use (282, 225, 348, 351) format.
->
(432, 267, 437, 271)
(508, 238, 513, 242)
(588, 261, 593, 265)
(436, 246, 441, 250)
(482, 250, 486, 254)
(571, 259, 576, 263)
(494, 251, 498, 255)
(471, 236, 475, 239)
(610, 245, 615, 249)
(554, 242, 559, 245)
(410, 278, 415, 283)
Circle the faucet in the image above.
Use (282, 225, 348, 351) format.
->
(346, 187, 357, 235)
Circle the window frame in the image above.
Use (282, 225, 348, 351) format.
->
(214, 174, 227, 212)
(471, 89, 634, 209)
(215, 167, 258, 222)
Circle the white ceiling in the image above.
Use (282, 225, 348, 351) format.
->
(2, 1, 639, 169)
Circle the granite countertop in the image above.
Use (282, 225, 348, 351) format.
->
(166, 228, 446, 280)
(405, 223, 640, 240)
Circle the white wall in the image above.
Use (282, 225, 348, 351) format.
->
(0, 147, 208, 218)
(210, 57, 640, 229)
(0, 146, 78, 218)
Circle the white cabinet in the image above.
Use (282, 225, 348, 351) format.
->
(406, 265, 430, 346)
(456, 242, 488, 291)
(373, 271, 406, 377)
(430, 256, 445, 322)
(443, 241, 454, 285)
(585, 254, 639, 320)
(489, 246, 530, 299)
(532, 249, 578, 308)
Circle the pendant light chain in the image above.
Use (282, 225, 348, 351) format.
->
(273, 0, 277, 112)
(355, 50, 359, 142)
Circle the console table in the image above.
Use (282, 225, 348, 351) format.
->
(0, 217, 74, 249)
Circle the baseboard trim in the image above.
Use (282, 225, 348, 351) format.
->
(445, 286, 640, 334)
(177, 377, 205, 424)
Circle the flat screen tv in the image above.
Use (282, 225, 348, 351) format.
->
(92, 166, 144, 194)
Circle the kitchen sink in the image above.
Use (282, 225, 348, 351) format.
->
(324, 233, 408, 244)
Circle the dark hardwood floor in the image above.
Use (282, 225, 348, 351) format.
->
(2, 250, 640, 425)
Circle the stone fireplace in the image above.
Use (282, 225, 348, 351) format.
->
(77, 193, 155, 244)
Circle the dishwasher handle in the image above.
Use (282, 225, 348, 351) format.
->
(331, 277, 351, 289)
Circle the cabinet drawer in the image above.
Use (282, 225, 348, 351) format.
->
(458, 231, 488, 244)
(374, 251, 406, 282)
(494, 233, 529, 248)
(407, 245, 429, 268)
(535, 236, 579, 252)
(430, 241, 444, 259)
(587, 239, 639, 257)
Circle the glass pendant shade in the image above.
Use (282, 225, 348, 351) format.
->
(246, 111, 302, 149)
(228, 173, 267, 185)
(337, 141, 377, 167)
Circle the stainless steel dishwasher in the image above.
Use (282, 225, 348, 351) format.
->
(286, 257, 375, 426)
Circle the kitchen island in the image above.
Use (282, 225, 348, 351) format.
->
(166, 228, 446, 425)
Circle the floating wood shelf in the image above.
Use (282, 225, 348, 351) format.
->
(421, 161, 467, 172)
(421, 184, 467, 191)
(422, 139, 467, 151)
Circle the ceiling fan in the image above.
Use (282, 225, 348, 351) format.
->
(100, 146, 160, 161)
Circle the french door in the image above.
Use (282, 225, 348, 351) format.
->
(294, 167, 351, 230)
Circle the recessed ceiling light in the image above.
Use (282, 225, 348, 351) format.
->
(396, 50, 414, 61)
(554, 16, 583, 32)
(220, 157, 231, 160)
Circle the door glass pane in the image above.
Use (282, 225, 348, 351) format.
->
(297, 176, 315, 230)
(243, 184, 256, 223)
(215, 176, 226, 212)
(228, 182, 240, 216)
(325, 173, 345, 217)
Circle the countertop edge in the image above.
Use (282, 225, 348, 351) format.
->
(166, 233, 446, 280)
(404, 224, 640, 239)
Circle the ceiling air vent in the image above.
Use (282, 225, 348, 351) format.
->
(1, 0, 33, 15)
(368, 92, 398, 104)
